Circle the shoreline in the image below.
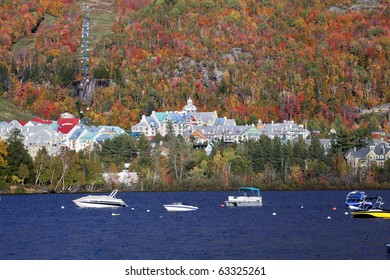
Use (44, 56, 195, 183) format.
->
(1, 185, 390, 195)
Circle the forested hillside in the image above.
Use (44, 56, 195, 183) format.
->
(0, 0, 390, 192)
(0, 0, 389, 133)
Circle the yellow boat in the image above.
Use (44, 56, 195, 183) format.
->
(351, 196, 390, 219)
(352, 209, 390, 219)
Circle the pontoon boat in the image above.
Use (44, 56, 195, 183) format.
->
(225, 187, 262, 207)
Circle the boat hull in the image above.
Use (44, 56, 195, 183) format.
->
(351, 210, 390, 219)
(225, 196, 262, 207)
(73, 199, 127, 208)
(73, 193, 127, 208)
(163, 204, 198, 212)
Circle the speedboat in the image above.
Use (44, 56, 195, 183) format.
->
(345, 191, 373, 210)
(225, 187, 262, 207)
(73, 189, 127, 208)
(163, 202, 198, 212)
(351, 196, 390, 219)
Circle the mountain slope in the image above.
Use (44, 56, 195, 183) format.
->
(86, 0, 388, 129)
(0, 0, 389, 132)
(0, 97, 34, 122)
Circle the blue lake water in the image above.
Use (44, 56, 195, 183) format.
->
(0, 190, 389, 260)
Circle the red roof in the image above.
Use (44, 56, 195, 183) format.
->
(58, 124, 76, 134)
(58, 118, 79, 126)
(32, 117, 52, 125)
(17, 120, 30, 126)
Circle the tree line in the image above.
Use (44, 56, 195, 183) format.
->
(2, 127, 390, 193)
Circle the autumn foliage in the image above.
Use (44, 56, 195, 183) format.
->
(0, 0, 389, 133)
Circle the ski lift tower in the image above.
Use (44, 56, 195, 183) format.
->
(81, 2, 90, 80)
(78, 3, 91, 124)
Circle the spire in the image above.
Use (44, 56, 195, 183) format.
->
(183, 97, 197, 113)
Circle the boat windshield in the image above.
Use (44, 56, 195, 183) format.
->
(346, 191, 366, 202)
(109, 189, 118, 198)
(356, 196, 382, 210)
(238, 187, 260, 197)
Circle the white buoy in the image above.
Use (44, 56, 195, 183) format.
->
(61, 206, 65, 209)
(146, 209, 150, 212)
(131, 208, 135, 211)
(111, 213, 120, 216)
(300, 206, 304, 209)
(345, 212, 349, 215)
(272, 212, 277, 216)
(327, 216, 331, 219)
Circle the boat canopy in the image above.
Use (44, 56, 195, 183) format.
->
(238, 187, 261, 197)
(239, 187, 260, 192)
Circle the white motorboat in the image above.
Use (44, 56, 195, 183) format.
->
(225, 187, 263, 207)
(163, 202, 198, 212)
(73, 189, 127, 208)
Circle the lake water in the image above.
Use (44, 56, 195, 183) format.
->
(0, 190, 389, 260)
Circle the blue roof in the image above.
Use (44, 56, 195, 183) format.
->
(69, 127, 86, 140)
(146, 116, 159, 127)
(95, 134, 116, 142)
(214, 118, 225, 126)
(168, 112, 186, 124)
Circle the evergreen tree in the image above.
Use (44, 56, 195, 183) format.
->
(330, 127, 355, 156)
(6, 128, 33, 182)
(309, 134, 325, 161)
(282, 140, 294, 183)
(165, 120, 175, 139)
(259, 134, 272, 169)
(247, 139, 262, 173)
(353, 127, 370, 149)
(292, 136, 309, 168)
(271, 136, 284, 172)
(230, 155, 250, 175)
(137, 134, 151, 166)
(99, 134, 138, 166)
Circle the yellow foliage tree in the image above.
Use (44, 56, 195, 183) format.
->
(0, 140, 8, 169)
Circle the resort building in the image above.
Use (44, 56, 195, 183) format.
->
(345, 142, 390, 175)
(131, 98, 310, 145)
(0, 115, 126, 159)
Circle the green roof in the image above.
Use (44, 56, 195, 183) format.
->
(153, 112, 169, 122)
